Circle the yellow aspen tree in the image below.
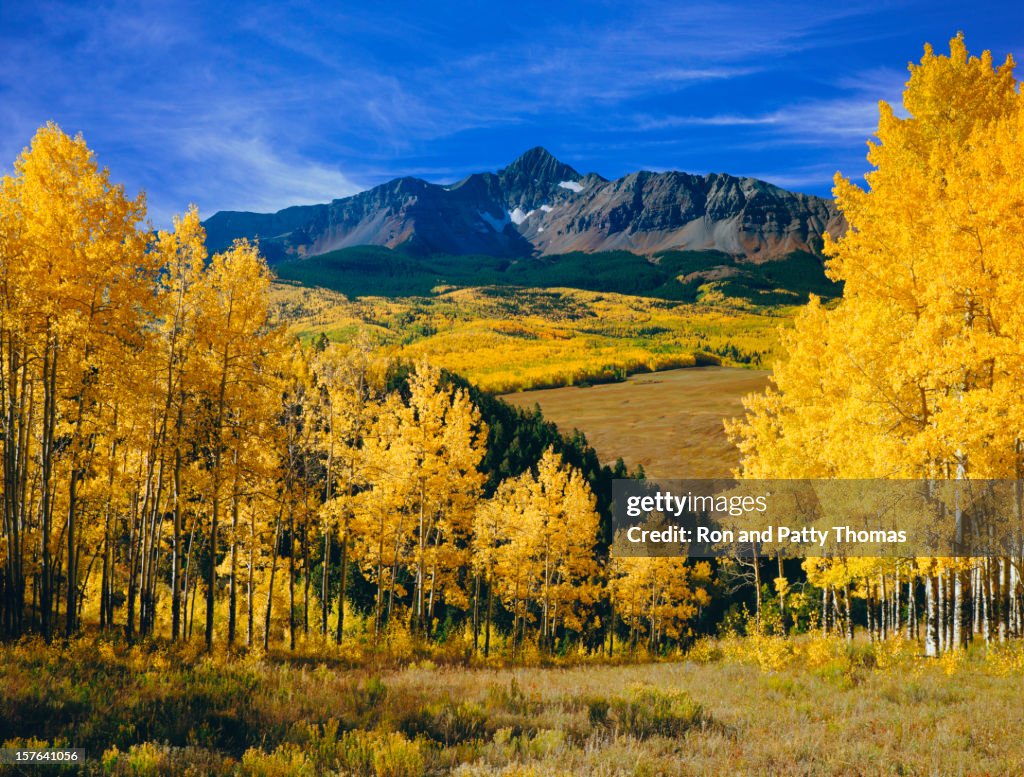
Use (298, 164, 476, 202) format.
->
(610, 557, 712, 654)
(312, 339, 385, 643)
(483, 447, 600, 655)
(0, 123, 152, 639)
(357, 361, 486, 636)
(487, 471, 540, 657)
(531, 448, 600, 652)
(729, 37, 1024, 652)
(193, 239, 278, 650)
(152, 206, 207, 640)
(472, 476, 526, 657)
(351, 389, 416, 636)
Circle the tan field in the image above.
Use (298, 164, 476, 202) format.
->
(500, 366, 770, 479)
(9, 636, 1024, 776)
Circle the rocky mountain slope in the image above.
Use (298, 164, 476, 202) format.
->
(203, 148, 844, 262)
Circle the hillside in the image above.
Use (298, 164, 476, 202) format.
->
(272, 245, 841, 304)
(271, 282, 789, 393)
(204, 147, 844, 262)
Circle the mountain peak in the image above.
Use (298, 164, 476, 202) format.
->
(507, 145, 558, 165)
(204, 151, 844, 261)
(494, 147, 582, 212)
(500, 147, 580, 183)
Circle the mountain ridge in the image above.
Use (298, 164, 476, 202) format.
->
(203, 148, 844, 262)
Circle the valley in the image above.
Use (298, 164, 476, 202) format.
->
(271, 281, 784, 393)
(251, 147, 836, 396)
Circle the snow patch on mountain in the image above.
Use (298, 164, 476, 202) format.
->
(558, 180, 583, 193)
(479, 210, 509, 232)
(510, 207, 536, 225)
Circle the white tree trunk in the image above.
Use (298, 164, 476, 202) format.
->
(925, 572, 939, 657)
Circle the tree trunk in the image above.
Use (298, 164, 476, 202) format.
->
(777, 552, 786, 633)
(288, 507, 296, 651)
(821, 586, 829, 636)
(752, 548, 762, 632)
(608, 597, 616, 657)
(335, 531, 348, 644)
(321, 530, 330, 636)
(228, 456, 240, 646)
(1001, 557, 1012, 641)
(171, 442, 183, 640)
(206, 479, 219, 650)
(247, 531, 255, 647)
(484, 581, 493, 658)
(472, 572, 480, 654)
(926, 571, 939, 657)
(843, 584, 853, 642)
(263, 508, 283, 651)
(65, 468, 79, 637)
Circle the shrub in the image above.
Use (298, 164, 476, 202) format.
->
(349, 676, 388, 726)
(240, 743, 315, 777)
(240, 729, 425, 777)
(720, 633, 793, 672)
(102, 743, 234, 776)
(400, 699, 488, 745)
(484, 677, 540, 716)
(591, 685, 707, 739)
(339, 730, 425, 777)
(985, 641, 1024, 675)
(585, 697, 610, 727)
(685, 638, 723, 664)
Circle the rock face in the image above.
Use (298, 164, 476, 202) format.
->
(203, 147, 844, 261)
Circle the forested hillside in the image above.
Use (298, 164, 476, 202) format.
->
(0, 126, 710, 659)
(273, 245, 840, 304)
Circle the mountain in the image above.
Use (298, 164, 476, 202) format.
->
(203, 147, 844, 262)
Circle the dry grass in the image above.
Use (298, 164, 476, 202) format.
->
(500, 366, 769, 479)
(4, 637, 1023, 776)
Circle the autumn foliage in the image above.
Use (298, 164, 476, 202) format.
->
(729, 37, 1024, 652)
(0, 124, 710, 656)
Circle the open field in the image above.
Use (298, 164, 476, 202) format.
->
(500, 366, 770, 479)
(3, 637, 1023, 776)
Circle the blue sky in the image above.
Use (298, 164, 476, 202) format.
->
(1, 1, 1021, 225)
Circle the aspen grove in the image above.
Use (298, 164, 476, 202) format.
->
(0, 124, 711, 654)
(5, 38, 1024, 660)
(727, 37, 1024, 654)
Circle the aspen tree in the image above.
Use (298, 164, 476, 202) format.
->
(609, 557, 712, 654)
(0, 124, 151, 638)
(313, 340, 384, 642)
(152, 207, 206, 640)
(729, 37, 1024, 650)
(479, 448, 600, 654)
(193, 240, 276, 649)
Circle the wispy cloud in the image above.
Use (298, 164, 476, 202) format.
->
(634, 114, 780, 130)
(1, 0, 1011, 214)
(741, 163, 857, 191)
(637, 99, 881, 143)
(177, 133, 361, 213)
(629, 65, 907, 147)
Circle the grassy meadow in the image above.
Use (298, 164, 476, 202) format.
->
(4, 634, 1024, 776)
(500, 366, 769, 480)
